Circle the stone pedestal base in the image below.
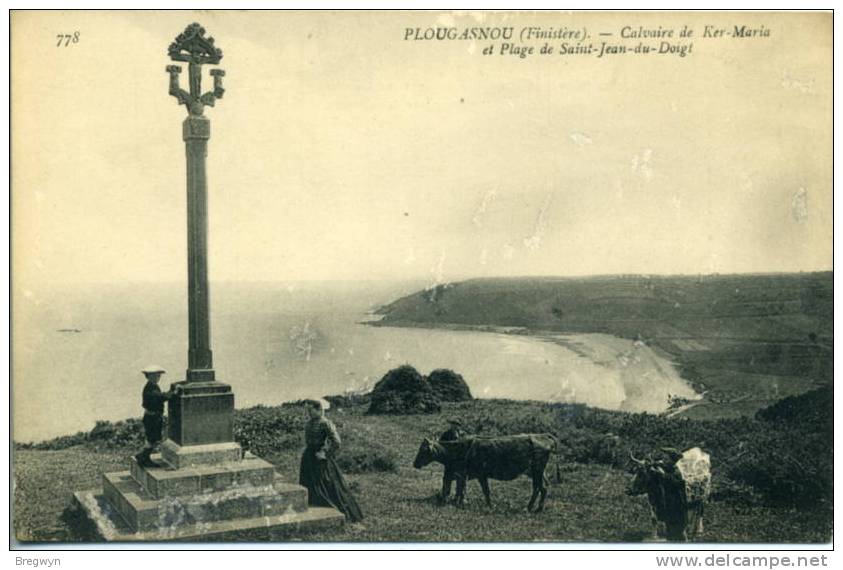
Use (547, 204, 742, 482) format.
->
(168, 382, 235, 446)
(73, 446, 345, 541)
(160, 440, 243, 469)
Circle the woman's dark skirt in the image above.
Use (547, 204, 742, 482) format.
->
(299, 447, 363, 522)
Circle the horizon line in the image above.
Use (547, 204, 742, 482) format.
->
(13, 268, 834, 288)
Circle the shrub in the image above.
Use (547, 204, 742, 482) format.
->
(427, 369, 472, 402)
(305, 419, 399, 474)
(710, 475, 764, 506)
(368, 365, 441, 415)
(86, 419, 145, 451)
(725, 430, 832, 507)
(324, 393, 371, 410)
(88, 420, 116, 441)
(335, 438, 398, 473)
(757, 385, 832, 428)
(561, 429, 623, 466)
(470, 408, 558, 437)
(234, 405, 305, 457)
(373, 364, 428, 393)
(19, 432, 88, 451)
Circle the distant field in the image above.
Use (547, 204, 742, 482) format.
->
(376, 273, 833, 419)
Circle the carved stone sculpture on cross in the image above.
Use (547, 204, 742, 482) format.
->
(166, 22, 226, 117)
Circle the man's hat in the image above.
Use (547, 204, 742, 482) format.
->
(447, 418, 463, 426)
(142, 365, 166, 375)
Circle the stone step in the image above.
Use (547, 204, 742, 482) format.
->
(129, 452, 275, 499)
(160, 440, 243, 469)
(73, 490, 345, 541)
(103, 471, 309, 532)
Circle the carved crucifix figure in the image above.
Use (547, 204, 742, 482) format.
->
(166, 22, 225, 117)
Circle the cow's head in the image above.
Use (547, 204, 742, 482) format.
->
(413, 438, 437, 469)
(626, 452, 661, 496)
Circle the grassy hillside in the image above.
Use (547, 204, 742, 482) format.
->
(376, 273, 833, 418)
(14, 389, 832, 543)
(13, 273, 832, 543)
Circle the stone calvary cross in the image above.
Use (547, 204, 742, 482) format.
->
(72, 24, 344, 540)
(163, 23, 235, 452)
(168, 21, 223, 383)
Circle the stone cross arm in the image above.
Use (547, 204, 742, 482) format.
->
(166, 65, 190, 107)
(166, 23, 226, 116)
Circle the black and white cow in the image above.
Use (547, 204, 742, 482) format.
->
(627, 449, 711, 542)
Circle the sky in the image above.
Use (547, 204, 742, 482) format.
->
(11, 11, 833, 288)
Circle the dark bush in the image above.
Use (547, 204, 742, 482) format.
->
(725, 430, 832, 507)
(17, 418, 146, 452)
(546, 398, 832, 508)
(234, 405, 305, 457)
(469, 407, 558, 438)
(86, 418, 145, 451)
(368, 365, 441, 415)
(373, 364, 428, 393)
(561, 429, 623, 466)
(324, 393, 371, 410)
(427, 369, 472, 402)
(88, 420, 116, 441)
(757, 385, 832, 427)
(709, 477, 764, 506)
(335, 432, 398, 474)
(18, 431, 88, 451)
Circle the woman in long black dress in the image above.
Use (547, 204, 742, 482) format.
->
(299, 399, 363, 522)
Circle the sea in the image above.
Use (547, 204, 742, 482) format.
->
(12, 280, 699, 443)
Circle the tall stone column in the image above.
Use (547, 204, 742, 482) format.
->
(184, 113, 214, 382)
(163, 23, 235, 452)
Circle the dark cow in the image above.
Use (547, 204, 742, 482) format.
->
(413, 434, 559, 512)
(627, 449, 711, 542)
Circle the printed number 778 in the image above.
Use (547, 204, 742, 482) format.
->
(56, 32, 80, 47)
